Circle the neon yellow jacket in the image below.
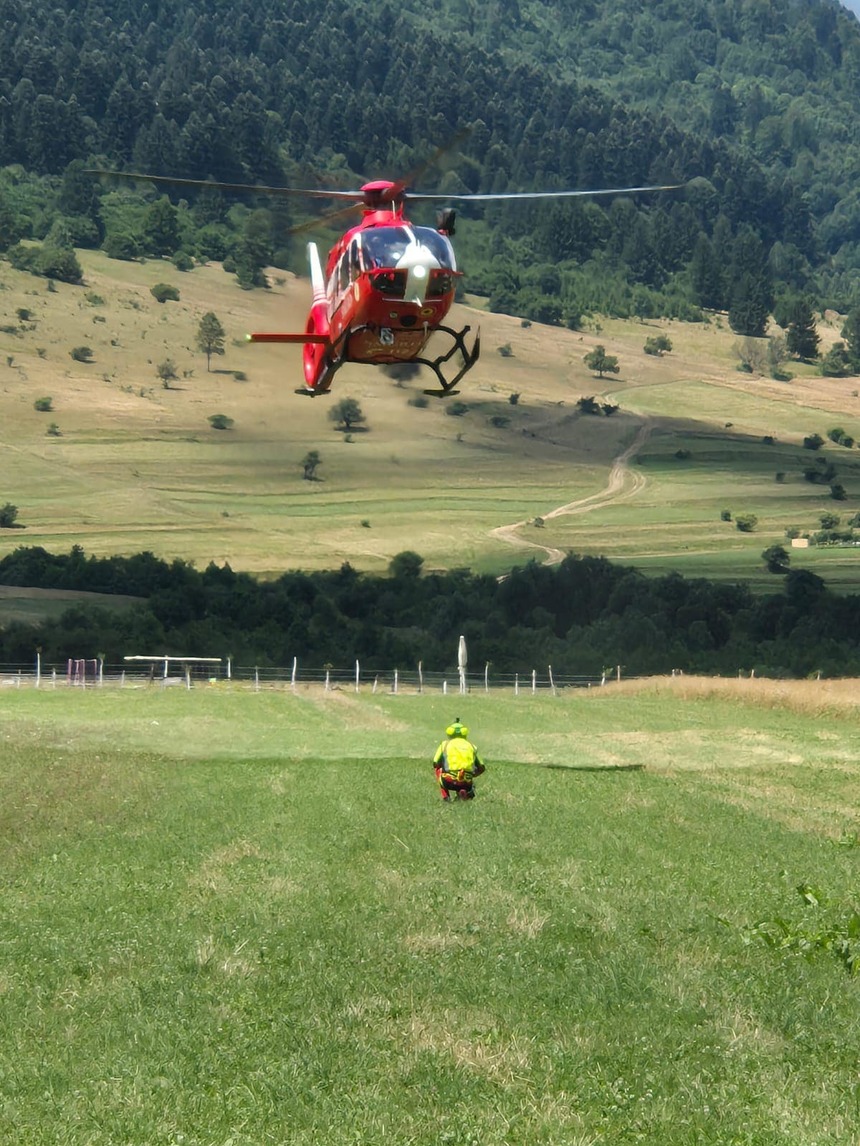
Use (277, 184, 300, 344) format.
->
(433, 737, 483, 774)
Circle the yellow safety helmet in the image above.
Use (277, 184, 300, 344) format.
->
(446, 719, 469, 738)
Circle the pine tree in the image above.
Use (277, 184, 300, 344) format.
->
(841, 307, 860, 371)
(785, 299, 820, 361)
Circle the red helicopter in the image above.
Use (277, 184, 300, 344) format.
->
(94, 170, 684, 396)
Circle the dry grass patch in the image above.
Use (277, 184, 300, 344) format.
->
(605, 674, 860, 717)
(406, 1009, 535, 1085)
(189, 838, 262, 894)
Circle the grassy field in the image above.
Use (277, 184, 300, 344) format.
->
(2, 252, 860, 588)
(2, 679, 860, 1144)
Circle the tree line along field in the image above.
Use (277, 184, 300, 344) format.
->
(1, 251, 860, 590)
(2, 678, 860, 1145)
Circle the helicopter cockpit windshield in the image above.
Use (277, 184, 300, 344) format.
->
(362, 226, 456, 272)
(362, 225, 457, 302)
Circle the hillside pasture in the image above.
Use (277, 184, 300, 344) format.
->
(1, 253, 860, 585)
(1, 679, 860, 1145)
(0, 584, 143, 625)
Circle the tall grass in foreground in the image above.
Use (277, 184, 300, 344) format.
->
(1, 681, 860, 1144)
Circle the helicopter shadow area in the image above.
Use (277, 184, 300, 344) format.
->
(540, 762, 645, 773)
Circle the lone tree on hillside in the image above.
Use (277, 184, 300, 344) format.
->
(644, 334, 673, 356)
(584, 345, 620, 377)
(0, 502, 19, 527)
(389, 550, 424, 578)
(762, 544, 790, 574)
(156, 359, 178, 388)
(328, 397, 366, 432)
(302, 450, 322, 480)
(196, 312, 226, 371)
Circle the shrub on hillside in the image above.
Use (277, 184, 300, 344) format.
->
(151, 283, 180, 303)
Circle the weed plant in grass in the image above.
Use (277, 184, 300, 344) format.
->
(1, 682, 860, 1143)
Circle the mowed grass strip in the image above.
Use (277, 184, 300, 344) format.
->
(1, 682, 859, 1144)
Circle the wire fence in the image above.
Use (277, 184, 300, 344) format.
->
(0, 658, 620, 694)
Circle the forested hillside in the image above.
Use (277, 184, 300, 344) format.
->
(2, 0, 860, 329)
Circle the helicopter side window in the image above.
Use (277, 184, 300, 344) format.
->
(349, 239, 362, 281)
(338, 253, 350, 294)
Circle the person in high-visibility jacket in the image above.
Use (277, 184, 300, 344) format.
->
(432, 719, 485, 800)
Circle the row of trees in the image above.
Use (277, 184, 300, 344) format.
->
(0, 546, 858, 680)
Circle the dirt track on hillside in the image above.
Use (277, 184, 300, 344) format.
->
(489, 417, 653, 565)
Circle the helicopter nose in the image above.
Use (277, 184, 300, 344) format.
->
(397, 240, 439, 304)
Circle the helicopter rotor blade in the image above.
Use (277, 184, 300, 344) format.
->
(381, 127, 474, 206)
(285, 200, 364, 237)
(405, 181, 688, 202)
(87, 169, 366, 201)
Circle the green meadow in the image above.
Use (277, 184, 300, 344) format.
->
(3, 679, 860, 1144)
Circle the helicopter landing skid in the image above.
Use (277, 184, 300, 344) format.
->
(419, 324, 481, 397)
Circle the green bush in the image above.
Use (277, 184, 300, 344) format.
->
(103, 232, 142, 261)
(151, 283, 180, 304)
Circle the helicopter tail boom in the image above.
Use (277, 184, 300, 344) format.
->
(308, 241, 327, 305)
(247, 332, 330, 344)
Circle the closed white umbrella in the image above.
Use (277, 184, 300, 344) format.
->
(458, 634, 467, 695)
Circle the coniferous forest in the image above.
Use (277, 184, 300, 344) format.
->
(2, 0, 860, 328)
(4, 1, 860, 675)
